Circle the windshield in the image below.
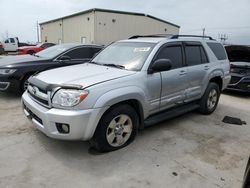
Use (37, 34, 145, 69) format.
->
(92, 42, 156, 71)
(35, 45, 71, 58)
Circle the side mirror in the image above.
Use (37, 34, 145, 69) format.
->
(58, 55, 71, 62)
(148, 59, 172, 74)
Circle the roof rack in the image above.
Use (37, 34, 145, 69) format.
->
(170, 35, 214, 40)
(129, 34, 172, 39)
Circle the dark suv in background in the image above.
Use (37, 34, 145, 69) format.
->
(225, 45, 250, 93)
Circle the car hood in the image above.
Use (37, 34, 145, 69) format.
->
(231, 61, 250, 68)
(0, 55, 47, 67)
(34, 63, 136, 88)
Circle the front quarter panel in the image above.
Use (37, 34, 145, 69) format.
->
(93, 86, 149, 117)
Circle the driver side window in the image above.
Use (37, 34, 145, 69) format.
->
(155, 46, 183, 69)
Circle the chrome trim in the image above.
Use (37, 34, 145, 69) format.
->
(0, 82, 10, 91)
(27, 85, 51, 108)
(228, 77, 244, 86)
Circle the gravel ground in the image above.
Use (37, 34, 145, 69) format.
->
(0, 91, 249, 188)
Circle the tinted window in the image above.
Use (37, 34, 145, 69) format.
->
(207, 42, 227, 60)
(91, 47, 102, 57)
(64, 47, 92, 59)
(10, 38, 15, 43)
(185, 46, 202, 66)
(156, 46, 183, 69)
(200, 46, 209, 63)
(5, 39, 9, 43)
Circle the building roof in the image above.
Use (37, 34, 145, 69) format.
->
(39, 8, 180, 28)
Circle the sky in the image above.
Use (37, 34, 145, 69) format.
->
(0, 0, 250, 45)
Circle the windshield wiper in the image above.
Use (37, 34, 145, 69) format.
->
(103, 64, 125, 69)
(89, 61, 101, 65)
(33, 54, 40, 57)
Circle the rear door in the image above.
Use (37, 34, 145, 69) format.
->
(184, 42, 210, 101)
(3, 38, 17, 52)
(154, 42, 188, 110)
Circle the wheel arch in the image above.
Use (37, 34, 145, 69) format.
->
(93, 87, 147, 130)
(209, 76, 223, 91)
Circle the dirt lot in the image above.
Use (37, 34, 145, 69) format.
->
(0, 92, 249, 188)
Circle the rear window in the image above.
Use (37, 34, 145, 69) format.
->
(207, 42, 227, 60)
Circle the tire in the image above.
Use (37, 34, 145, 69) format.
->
(91, 104, 139, 152)
(199, 82, 220, 115)
(20, 75, 31, 93)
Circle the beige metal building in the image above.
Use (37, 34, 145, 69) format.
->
(40, 8, 180, 45)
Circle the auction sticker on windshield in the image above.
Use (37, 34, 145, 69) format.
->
(133, 47, 151, 52)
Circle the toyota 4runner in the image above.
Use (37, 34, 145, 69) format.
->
(22, 35, 231, 152)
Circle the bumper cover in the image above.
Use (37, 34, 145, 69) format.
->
(22, 91, 108, 140)
(227, 75, 250, 93)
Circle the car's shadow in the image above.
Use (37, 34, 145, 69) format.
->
(0, 91, 21, 99)
(223, 90, 250, 98)
(33, 111, 191, 158)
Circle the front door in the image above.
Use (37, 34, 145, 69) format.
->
(154, 42, 188, 110)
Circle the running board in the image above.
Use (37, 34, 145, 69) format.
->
(144, 103, 200, 127)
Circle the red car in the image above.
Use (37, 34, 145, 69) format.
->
(17, 43, 55, 55)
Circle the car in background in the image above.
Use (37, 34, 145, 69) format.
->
(0, 43, 103, 93)
(225, 45, 250, 93)
(243, 157, 250, 188)
(18, 43, 56, 55)
(1, 37, 35, 53)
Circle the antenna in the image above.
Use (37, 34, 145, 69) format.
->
(218, 33, 228, 44)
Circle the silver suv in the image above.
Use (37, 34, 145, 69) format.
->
(22, 35, 231, 152)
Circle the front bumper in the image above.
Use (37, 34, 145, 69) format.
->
(22, 91, 108, 141)
(0, 76, 21, 93)
(227, 75, 250, 93)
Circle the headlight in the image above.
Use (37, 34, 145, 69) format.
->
(0, 69, 16, 75)
(52, 89, 88, 107)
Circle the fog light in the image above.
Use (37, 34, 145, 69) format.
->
(56, 123, 70, 134)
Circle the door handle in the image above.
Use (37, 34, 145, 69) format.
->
(204, 65, 210, 70)
(179, 70, 187, 75)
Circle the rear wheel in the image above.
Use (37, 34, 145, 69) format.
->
(91, 104, 139, 152)
(199, 82, 220, 114)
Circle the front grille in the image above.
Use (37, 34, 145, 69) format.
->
(24, 104, 43, 125)
(27, 84, 50, 108)
(230, 76, 242, 84)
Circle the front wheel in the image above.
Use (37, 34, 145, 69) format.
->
(91, 104, 139, 152)
(21, 75, 31, 93)
(199, 82, 220, 115)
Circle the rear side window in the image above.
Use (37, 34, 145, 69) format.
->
(64, 47, 92, 59)
(91, 47, 102, 57)
(207, 42, 227, 60)
(185, 45, 209, 66)
(156, 46, 183, 69)
(185, 46, 201, 66)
